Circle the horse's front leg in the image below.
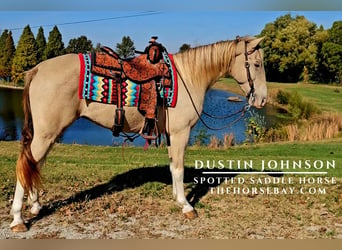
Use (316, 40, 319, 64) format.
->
(168, 129, 197, 219)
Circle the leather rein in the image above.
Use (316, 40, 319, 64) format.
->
(177, 40, 256, 131)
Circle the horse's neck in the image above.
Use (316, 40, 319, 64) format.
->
(174, 41, 235, 92)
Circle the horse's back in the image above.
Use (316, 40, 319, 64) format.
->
(29, 54, 80, 99)
(28, 54, 81, 131)
(31, 54, 79, 87)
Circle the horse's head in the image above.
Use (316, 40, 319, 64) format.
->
(231, 36, 267, 109)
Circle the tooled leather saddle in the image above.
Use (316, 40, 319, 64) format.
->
(90, 42, 172, 142)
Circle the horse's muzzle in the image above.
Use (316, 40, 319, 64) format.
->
(249, 96, 267, 109)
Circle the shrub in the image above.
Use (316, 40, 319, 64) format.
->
(208, 133, 235, 149)
(193, 128, 210, 146)
(223, 133, 235, 148)
(208, 135, 220, 149)
(245, 110, 267, 143)
(276, 90, 291, 105)
(288, 91, 319, 120)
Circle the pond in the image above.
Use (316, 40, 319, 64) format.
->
(0, 87, 251, 146)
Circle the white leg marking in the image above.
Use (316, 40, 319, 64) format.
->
(28, 189, 42, 215)
(168, 131, 194, 214)
(10, 180, 25, 228)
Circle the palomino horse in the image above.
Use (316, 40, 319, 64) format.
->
(10, 36, 267, 232)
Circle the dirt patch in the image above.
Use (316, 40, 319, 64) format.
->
(1, 178, 342, 239)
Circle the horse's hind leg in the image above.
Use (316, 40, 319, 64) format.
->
(10, 184, 44, 231)
(10, 180, 27, 232)
(11, 104, 78, 231)
(10, 135, 55, 232)
(28, 188, 42, 215)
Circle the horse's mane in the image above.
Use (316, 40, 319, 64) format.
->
(173, 38, 239, 87)
(173, 36, 258, 88)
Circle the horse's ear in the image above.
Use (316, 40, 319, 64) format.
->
(235, 36, 264, 56)
(247, 37, 264, 53)
(235, 39, 245, 56)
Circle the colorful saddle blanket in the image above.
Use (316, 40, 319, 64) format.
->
(78, 53, 178, 107)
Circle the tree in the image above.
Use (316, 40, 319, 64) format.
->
(312, 25, 329, 82)
(115, 36, 135, 58)
(179, 43, 191, 53)
(94, 42, 102, 52)
(36, 26, 46, 63)
(66, 35, 93, 54)
(0, 30, 9, 80)
(320, 21, 342, 83)
(328, 21, 342, 45)
(44, 25, 65, 59)
(260, 14, 318, 82)
(11, 25, 37, 83)
(0, 30, 9, 59)
(0, 31, 16, 81)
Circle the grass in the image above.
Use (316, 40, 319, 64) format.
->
(1, 139, 341, 205)
(1, 140, 342, 239)
(0, 81, 24, 90)
(214, 78, 342, 114)
(267, 82, 342, 115)
(214, 78, 342, 143)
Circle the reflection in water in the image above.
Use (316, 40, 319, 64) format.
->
(0, 87, 249, 145)
(0, 88, 23, 141)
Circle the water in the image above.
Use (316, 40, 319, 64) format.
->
(0, 87, 250, 146)
(0, 88, 24, 141)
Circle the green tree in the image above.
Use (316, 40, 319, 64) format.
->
(0, 31, 16, 81)
(66, 35, 93, 54)
(44, 25, 65, 59)
(0, 30, 9, 79)
(328, 21, 342, 45)
(260, 14, 318, 82)
(36, 26, 46, 63)
(0, 30, 9, 58)
(179, 43, 191, 53)
(94, 42, 102, 52)
(115, 36, 135, 58)
(312, 25, 329, 82)
(321, 21, 342, 83)
(11, 25, 37, 83)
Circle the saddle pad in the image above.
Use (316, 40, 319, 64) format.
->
(78, 53, 178, 107)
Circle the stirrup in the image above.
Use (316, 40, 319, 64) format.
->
(139, 118, 159, 140)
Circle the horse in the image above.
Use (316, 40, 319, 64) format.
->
(10, 36, 267, 232)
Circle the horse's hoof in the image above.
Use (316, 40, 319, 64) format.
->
(10, 223, 28, 232)
(184, 210, 198, 219)
(30, 206, 41, 215)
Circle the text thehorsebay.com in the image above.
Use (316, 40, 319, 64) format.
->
(193, 159, 337, 195)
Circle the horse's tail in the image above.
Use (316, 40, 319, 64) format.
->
(16, 67, 41, 193)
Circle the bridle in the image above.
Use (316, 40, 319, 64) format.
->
(175, 38, 259, 131)
(243, 40, 256, 105)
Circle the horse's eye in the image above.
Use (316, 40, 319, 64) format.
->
(255, 63, 260, 68)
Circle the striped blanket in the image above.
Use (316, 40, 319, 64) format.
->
(78, 53, 178, 108)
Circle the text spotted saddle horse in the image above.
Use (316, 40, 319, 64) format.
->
(91, 37, 172, 143)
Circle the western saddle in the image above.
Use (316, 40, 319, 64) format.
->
(91, 37, 172, 143)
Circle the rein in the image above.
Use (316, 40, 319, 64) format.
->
(176, 67, 250, 131)
(175, 40, 256, 131)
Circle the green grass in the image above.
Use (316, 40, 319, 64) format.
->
(267, 82, 342, 114)
(1, 138, 341, 203)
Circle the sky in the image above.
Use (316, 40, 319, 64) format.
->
(0, 1, 341, 53)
